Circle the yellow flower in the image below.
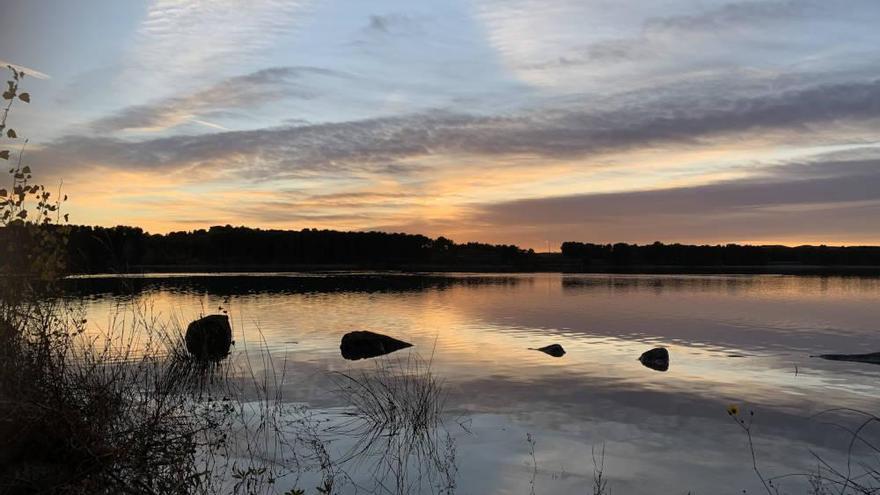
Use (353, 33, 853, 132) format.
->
(727, 404, 739, 416)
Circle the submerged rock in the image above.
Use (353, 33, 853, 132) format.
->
(185, 314, 232, 361)
(530, 344, 566, 357)
(816, 351, 880, 365)
(340, 330, 413, 360)
(639, 347, 669, 372)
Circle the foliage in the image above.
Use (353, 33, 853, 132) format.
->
(0, 65, 68, 281)
(561, 241, 880, 267)
(11, 224, 536, 274)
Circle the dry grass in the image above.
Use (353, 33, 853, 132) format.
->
(729, 407, 880, 495)
(0, 293, 298, 495)
(327, 352, 457, 495)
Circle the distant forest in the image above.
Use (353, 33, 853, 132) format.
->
(51, 225, 535, 273)
(560, 241, 880, 267)
(3, 224, 880, 274)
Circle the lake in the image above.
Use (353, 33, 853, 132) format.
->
(67, 272, 880, 494)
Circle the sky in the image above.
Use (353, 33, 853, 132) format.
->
(1, 0, 880, 249)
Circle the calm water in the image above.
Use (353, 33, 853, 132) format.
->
(68, 273, 880, 494)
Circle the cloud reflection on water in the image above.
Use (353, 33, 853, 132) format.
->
(72, 273, 880, 494)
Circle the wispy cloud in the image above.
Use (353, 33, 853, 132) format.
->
(468, 157, 880, 245)
(121, 0, 314, 93)
(90, 66, 348, 133)
(474, 0, 880, 89)
(36, 77, 880, 180)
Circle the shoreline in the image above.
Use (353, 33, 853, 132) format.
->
(60, 263, 880, 277)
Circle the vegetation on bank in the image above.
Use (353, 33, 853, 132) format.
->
(561, 241, 880, 267)
(0, 224, 535, 273)
(6, 224, 880, 275)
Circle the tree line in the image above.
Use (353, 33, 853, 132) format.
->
(4, 223, 880, 275)
(0, 224, 535, 273)
(560, 241, 880, 267)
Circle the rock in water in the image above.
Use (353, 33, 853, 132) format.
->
(531, 344, 566, 357)
(185, 314, 232, 361)
(639, 347, 669, 372)
(816, 351, 880, 365)
(340, 330, 413, 360)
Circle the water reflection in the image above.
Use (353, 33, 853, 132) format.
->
(68, 272, 880, 494)
(63, 272, 528, 298)
(817, 351, 880, 366)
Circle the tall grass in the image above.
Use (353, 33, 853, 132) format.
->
(729, 407, 880, 495)
(328, 352, 457, 495)
(0, 294, 299, 494)
(0, 281, 462, 495)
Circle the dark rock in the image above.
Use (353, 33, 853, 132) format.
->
(185, 314, 232, 361)
(816, 351, 880, 365)
(530, 344, 566, 357)
(340, 330, 412, 360)
(639, 347, 669, 372)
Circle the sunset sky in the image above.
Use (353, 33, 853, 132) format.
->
(2, 0, 880, 249)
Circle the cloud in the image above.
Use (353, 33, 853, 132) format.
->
(475, 0, 880, 89)
(31, 77, 880, 181)
(124, 0, 314, 89)
(469, 158, 880, 245)
(482, 159, 880, 221)
(571, 0, 827, 64)
(642, 0, 822, 34)
(364, 14, 420, 35)
(90, 66, 348, 133)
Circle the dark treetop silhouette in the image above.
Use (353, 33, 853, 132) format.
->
(4, 224, 880, 275)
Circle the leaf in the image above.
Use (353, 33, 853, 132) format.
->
(0, 150, 8, 160)
(1, 91, 12, 100)
(21, 166, 30, 174)
(0, 189, 6, 197)
(16, 210, 26, 219)
(6, 129, 16, 138)
(63, 213, 69, 222)
(18, 92, 29, 103)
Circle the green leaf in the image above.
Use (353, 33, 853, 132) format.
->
(0, 150, 8, 160)
(6, 129, 16, 138)
(18, 92, 29, 103)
